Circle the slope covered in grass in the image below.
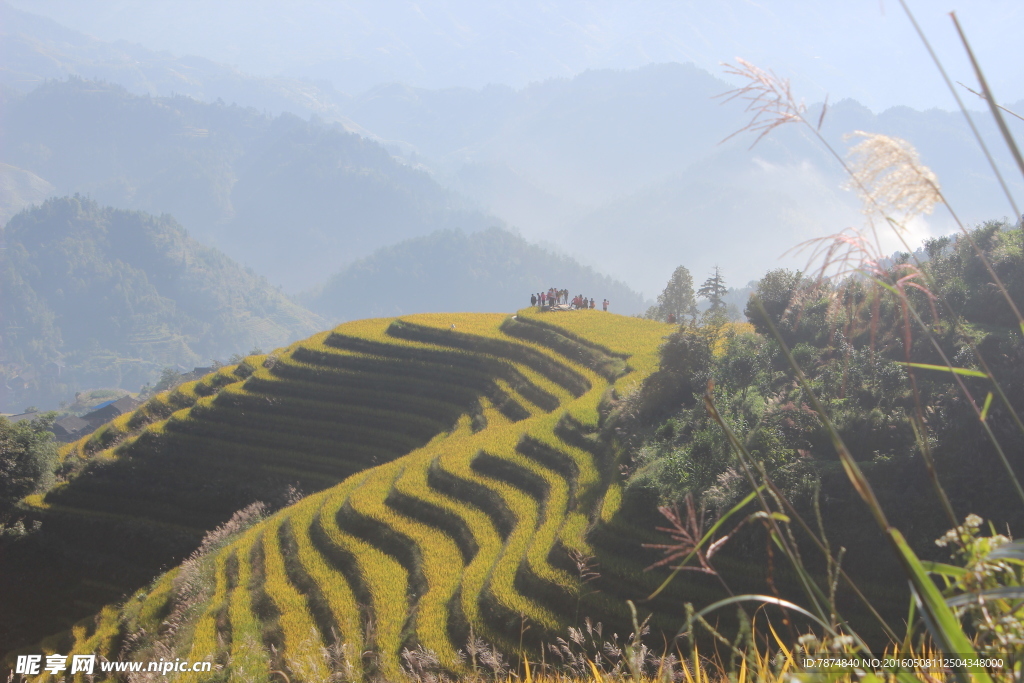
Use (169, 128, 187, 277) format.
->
(5, 310, 751, 680)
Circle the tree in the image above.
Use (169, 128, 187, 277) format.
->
(697, 266, 728, 314)
(650, 266, 698, 323)
(745, 269, 802, 335)
(0, 413, 58, 523)
(635, 325, 715, 421)
(153, 367, 183, 393)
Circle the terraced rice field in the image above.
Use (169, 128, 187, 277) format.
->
(21, 310, 739, 682)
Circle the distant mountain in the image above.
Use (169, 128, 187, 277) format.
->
(0, 78, 495, 291)
(0, 196, 324, 412)
(553, 126, 859, 294)
(326, 70, 1021, 295)
(0, 162, 53, 226)
(8, 0, 1023, 112)
(0, 0, 355, 122)
(341, 63, 746, 209)
(551, 98, 1024, 294)
(5, 6, 1020, 299)
(302, 227, 650, 320)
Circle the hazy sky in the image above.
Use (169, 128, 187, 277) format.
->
(8, 0, 1023, 112)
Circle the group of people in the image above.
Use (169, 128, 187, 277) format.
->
(531, 288, 609, 312)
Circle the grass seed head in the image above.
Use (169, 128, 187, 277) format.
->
(718, 58, 807, 147)
(845, 131, 943, 220)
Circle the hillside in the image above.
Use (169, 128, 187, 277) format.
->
(1, 310, 747, 677)
(627, 221, 1024, 609)
(303, 227, 650, 320)
(0, 196, 324, 412)
(0, 78, 494, 291)
(0, 1, 356, 127)
(0, 162, 54, 226)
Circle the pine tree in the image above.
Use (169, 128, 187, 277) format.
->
(697, 266, 728, 313)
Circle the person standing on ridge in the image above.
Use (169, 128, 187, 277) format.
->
(590, 298, 595, 309)
(531, 293, 537, 307)
(603, 299, 609, 311)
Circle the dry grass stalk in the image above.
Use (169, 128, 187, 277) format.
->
(718, 58, 807, 147)
(643, 494, 741, 583)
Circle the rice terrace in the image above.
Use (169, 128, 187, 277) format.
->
(7, 309, 722, 680)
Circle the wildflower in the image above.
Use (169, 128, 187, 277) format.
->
(830, 635, 855, 652)
(797, 633, 820, 651)
(935, 528, 959, 547)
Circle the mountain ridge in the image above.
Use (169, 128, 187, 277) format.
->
(0, 196, 325, 412)
(302, 227, 651, 320)
(0, 78, 496, 291)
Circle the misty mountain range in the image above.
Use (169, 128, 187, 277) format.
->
(2, 1, 1022, 411)
(5, 0, 1022, 292)
(0, 78, 500, 292)
(7, 0, 1023, 112)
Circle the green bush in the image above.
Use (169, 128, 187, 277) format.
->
(0, 413, 58, 522)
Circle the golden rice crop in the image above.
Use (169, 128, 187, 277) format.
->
(261, 518, 331, 683)
(558, 511, 592, 555)
(347, 461, 467, 667)
(39, 310, 677, 680)
(182, 550, 232, 670)
(711, 321, 756, 356)
(386, 419, 507, 639)
(39, 605, 123, 682)
(402, 312, 510, 337)
(396, 313, 599, 393)
(226, 530, 270, 683)
(328, 315, 493, 359)
(364, 315, 587, 404)
(215, 382, 446, 438)
(317, 478, 409, 679)
(134, 568, 180, 634)
(516, 307, 670, 394)
(599, 482, 623, 524)
(409, 416, 557, 636)
(288, 490, 364, 678)
(435, 448, 560, 630)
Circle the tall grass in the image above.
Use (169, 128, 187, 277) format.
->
(654, 7, 1024, 681)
